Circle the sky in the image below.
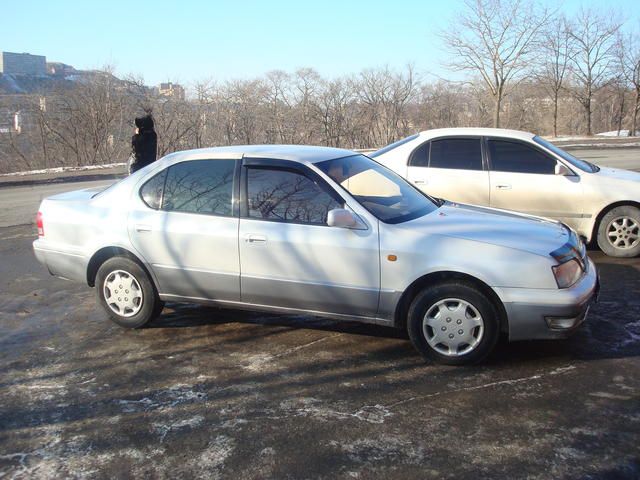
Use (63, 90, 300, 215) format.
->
(2, 0, 638, 89)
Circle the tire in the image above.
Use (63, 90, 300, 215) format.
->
(95, 256, 163, 328)
(407, 281, 500, 365)
(596, 205, 640, 258)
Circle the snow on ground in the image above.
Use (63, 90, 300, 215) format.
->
(596, 130, 638, 137)
(0, 162, 126, 178)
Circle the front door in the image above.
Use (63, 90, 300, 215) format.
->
(238, 160, 380, 317)
(487, 138, 584, 230)
(128, 156, 241, 301)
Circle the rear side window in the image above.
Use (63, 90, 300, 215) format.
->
(162, 160, 236, 216)
(489, 140, 556, 174)
(408, 142, 429, 167)
(429, 138, 483, 170)
(246, 167, 341, 225)
(140, 170, 167, 209)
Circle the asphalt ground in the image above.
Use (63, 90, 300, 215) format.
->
(0, 148, 639, 479)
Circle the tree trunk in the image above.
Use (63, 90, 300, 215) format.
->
(585, 97, 592, 136)
(493, 94, 502, 128)
(631, 90, 639, 137)
(553, 90, 559, 138)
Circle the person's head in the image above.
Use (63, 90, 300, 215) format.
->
(327, 160, 350, 184)
(134, 114, 155, 133)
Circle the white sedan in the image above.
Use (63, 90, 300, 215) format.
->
(372, 128, 640, 257)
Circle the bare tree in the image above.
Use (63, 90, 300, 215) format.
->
(537, 16, 573, 137)
(567, 8, 621, 135)
(442, 0, 550, 127)
(617, 28, 640, 136)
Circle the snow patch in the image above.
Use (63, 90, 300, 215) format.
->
(0, 162, 125, 177)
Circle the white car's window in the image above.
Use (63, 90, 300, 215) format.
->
(246, 167, 341, 225)
(488, 139, 556, 174)
(430, 138, 482, 170)
(162, 160, 235, 216)
(533, 136, 598, 173)
(408, 142, 429, 167)
(318, 154, 439, 224)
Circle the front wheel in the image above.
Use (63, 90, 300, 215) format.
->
(596, 205, 640, 258)
(95, 256, 163, 328)
(407, 282, 500, 365)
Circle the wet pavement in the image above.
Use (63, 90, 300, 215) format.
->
(0, 222, 639, 479)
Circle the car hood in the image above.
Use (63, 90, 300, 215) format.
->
(593, 166, 640, 183)
(404, 202, 570, 257)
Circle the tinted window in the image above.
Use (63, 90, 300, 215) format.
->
(247, 168, 341, 225)
(489, 140, 556, 174)
(140, 170, 167, 209)
(533, 136, 596, 173)
(409, 142, 429, 167)
(430, 138, 482, 170)
(162, 160, 235, 216)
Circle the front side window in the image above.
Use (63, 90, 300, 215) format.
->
(430, 138, 483, 170)
(162, 160, 235, 216)
(318, 154, 438, 224)
(140, 169, 167, 209)
(246, 167, 341, 225)
(488, 139, 557, 174)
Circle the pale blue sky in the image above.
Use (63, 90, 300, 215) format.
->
(1, 0, 638, 87)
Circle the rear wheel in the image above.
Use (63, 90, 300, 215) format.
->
(95, 257, 163, 328)
(597, 205, 640, 258)
(407, 281, 500, 365)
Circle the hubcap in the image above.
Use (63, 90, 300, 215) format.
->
(422, 298, 484, 357)
(606, 216, 640, 250)
(103, 270, 143, 317)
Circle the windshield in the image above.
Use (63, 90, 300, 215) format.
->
(317, 154, 438, 224)
(369, 134, 419, 158)
(533, 136, 599, 173)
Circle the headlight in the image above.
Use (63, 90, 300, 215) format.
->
(552, 259, 583, 288)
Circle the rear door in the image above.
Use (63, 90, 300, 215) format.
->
(487, 138, 584, 228)
(128, 155, 241, 301)
(406, 137, 490, 206)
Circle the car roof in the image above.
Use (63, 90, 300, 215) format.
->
(418, 127, 536, 141)
(166, 145, 357, 164)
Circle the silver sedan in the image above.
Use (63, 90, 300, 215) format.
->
(33, 146, 598, 365)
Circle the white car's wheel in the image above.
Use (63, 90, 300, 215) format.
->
(407, 281, 500, 365)
(96, 257, 163, 328)
(597, 206, 640, 258)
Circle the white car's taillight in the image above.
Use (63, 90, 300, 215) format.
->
(552, 258, 582, 288)
(36, 211, 44, 237)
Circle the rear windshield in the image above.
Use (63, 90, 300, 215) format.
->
(369, 134, 419, 158)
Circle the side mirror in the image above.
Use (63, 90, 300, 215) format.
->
(555, 163, 572, 176)
(327, 208, 367, 230)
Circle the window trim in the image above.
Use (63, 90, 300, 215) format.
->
(139, 159, 240, 218)
(240, 158, 344, 226)
(485, 137, 561, 175)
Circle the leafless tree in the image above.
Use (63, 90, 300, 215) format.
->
(441, 0, 550, 128)
(567, 8, 621, 135)
(537, 16, 573, 137)
(617, 28, 640, 136)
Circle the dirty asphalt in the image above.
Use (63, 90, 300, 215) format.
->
(0, 222, 638, 479)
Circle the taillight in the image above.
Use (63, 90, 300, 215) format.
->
(36, 211, 44, 237)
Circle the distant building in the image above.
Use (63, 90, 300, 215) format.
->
(0, 51, 47, 76)
(158, 82, 185, 100)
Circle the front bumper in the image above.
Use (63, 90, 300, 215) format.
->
(495, 257, 599, 341)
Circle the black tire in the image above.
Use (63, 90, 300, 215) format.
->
(407, 281, 500, 365)
(596, 205, 640, 258)
(95, 256, 163, 328)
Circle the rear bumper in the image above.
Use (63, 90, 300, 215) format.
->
(33, 239, 87, 283)
(496, 257, 599, 341)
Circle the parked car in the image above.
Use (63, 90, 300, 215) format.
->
(33, 146, 598, 365)
(372, 128, 640, 258)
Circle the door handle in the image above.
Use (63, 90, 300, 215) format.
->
(414, 179, 427, 185)
(245, 234, 267, 244)
(496, 184, 512, 190)
(135, 224, 152, 232)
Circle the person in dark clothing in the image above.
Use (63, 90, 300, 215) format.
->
(129, 114, 158, 174)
